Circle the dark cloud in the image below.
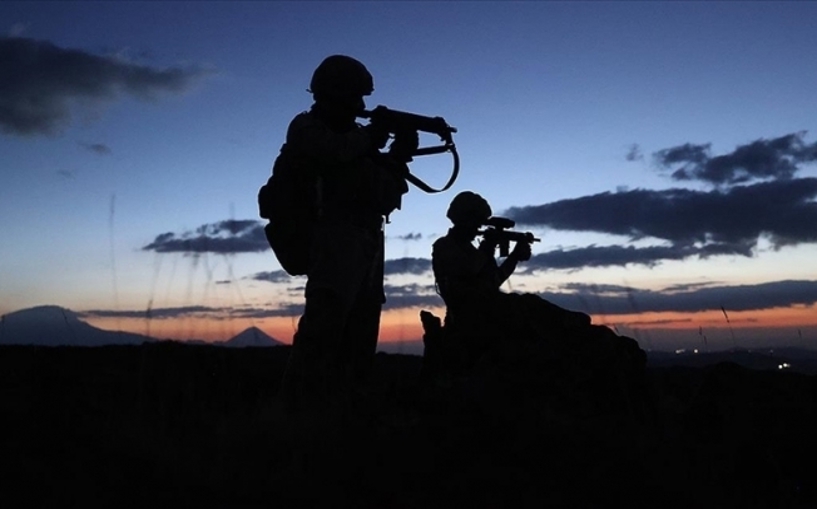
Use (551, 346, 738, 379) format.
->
(56, 169, 75, 179)
(521, 242, 752, 272)
(625, 144, 643, 162)
(143, 220, 268, 254)
(226, 304, 304, 319)
(79, 141, 111, 155)
(506, 177, 817, 262)
(660, 281, 722, 293)
(526, 245, 695, 272)
(80, 305, 222, 320)
(385, 283, 436, 295)
(560, 283, 639, 295)
(542, 279, 817, 315)
(383, 294, 444, 311)
(655, 142, 711, 168)
(252, 270, 292, 284)
(383, 282, 442, 310)
(505, 133, 817, 270)
(395, 232, 423, 241)
(654, 132, 817, 185)
(0, 37, 210, 136)
(80, 303, 306, 320)
(384, 257, 432, 276)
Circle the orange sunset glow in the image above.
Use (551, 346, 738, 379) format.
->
(82, 303, 817, 350)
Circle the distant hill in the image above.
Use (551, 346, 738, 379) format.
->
(647, 347, 817, 374)
(0, 305, 152, 346)
(219, 326, 284, 347)
(0, 305, 286, 348)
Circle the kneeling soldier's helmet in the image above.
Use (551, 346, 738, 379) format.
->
(309, 55, 374, 98)
(446, 191, 492, 226)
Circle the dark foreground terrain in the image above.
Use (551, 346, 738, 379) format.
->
(2, 343, 816, 508)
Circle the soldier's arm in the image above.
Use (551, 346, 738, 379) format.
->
(496, 257, 519, 287)
(496, 238, 534, 286)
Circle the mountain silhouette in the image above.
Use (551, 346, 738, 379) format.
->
(0, 305, 286, 348)
(0, 305, 151, 346)
(220, 326, 284, 347)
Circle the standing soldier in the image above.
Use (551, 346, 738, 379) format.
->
(273, 55, 418, 410)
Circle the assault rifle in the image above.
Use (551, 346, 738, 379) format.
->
(478, 216, 540, 258)
(359, 105, 459, 193)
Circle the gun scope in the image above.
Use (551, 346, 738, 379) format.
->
(483, 216, 515, 229)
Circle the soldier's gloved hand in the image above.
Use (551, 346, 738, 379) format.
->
(510, 241, 532, 262)
(363, 123, 390, 150)
(478, 230, 500, 254)
(389, 130, 419, 163)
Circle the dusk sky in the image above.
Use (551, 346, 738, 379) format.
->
(2, 2, 817, 351)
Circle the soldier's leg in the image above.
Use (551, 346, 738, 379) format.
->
(339, 229, 384, 384)
(513, 293, 590, 335)
(280, 289, 348, 409)
(279, 218, 372, 407)
(341, 293, 382, 384)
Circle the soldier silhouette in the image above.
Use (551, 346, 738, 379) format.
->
(425, 190, 634, 374)
(274, 55, 418, 410)
(424, 190, 650, 423)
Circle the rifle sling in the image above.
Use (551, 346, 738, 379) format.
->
(404, 145, 460, 194)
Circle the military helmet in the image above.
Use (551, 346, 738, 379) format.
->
(309, 55, 374, 98)
(446, 191, 492, 226)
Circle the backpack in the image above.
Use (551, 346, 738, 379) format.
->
(258, 145, 319, 276)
